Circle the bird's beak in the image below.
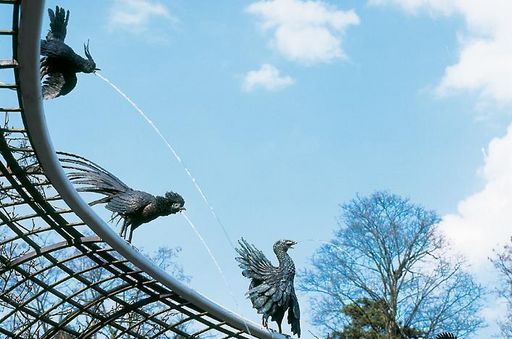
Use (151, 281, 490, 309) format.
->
(94, 68, 101, 71)
(179, 207, 186, 212)
(289, 241, 297, 248)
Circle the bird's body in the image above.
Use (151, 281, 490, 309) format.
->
(236, 239, 301, 337)
(41, 6, 98, 99)
(105, 189, 184, 239)
(59, 152, 185, 243)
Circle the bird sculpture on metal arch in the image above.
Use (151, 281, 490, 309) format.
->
(40, 6, 99, 99)
(59, 152, 185, 243)
(236, 238, 301, 337)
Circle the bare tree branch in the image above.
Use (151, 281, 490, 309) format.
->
(299, 191, 484, 338)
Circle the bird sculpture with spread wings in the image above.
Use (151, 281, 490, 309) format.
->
(59, 152, 185, 243)
(41, 6, 99, 99)
(236, 238, 301, 337)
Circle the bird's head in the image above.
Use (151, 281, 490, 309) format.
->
(273, 239, 297, 253)
(83, 40, 100, 73)
(164, 191, 186, 213)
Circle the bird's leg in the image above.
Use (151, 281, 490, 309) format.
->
(262, 316, 268, 328)
(119, 222, 127, 239)
(128, 226, 133, 243)
(119, 220, 128, 239)
(278, 323, 282, 334)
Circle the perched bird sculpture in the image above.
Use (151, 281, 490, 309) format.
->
(235, 238, 301, 337)
(40, 6, 99, 99)
(59, 152, 185, 243)
(436, 332, 456, 339)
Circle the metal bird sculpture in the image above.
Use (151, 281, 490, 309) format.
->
(59, 152, 185, 243)
(235, 238, 301, 337)
(436, 332, 457, 339)
(40, 6, 99, 99)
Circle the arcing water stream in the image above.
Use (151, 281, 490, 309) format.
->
(95, 72, 235, 248)
(95, 72, 251, 333)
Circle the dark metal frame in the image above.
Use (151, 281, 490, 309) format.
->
(0, 1, 282, 337)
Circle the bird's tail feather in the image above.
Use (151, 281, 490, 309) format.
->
(59, 152, 130, 199)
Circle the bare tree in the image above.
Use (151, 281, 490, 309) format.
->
(299, 191, 484, 338)
(492, 238, 512, 338)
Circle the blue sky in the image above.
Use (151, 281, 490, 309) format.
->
(11, 0, 512, 336)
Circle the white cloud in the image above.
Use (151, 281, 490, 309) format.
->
(370, 0, 512, 104)
(109, 0, 172, 33)
(368, 0, 455, 14)
(242, 64, 295, 92)
(439, 125, 512, 269)
(247, 0, 360, 64)
(435, 124, 512, 335)
(369, 3, 512, 333)
(370, 1, 512, 272)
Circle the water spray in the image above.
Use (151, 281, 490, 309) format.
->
(95, 73, 251, 333)
(95, 72, 235, 248)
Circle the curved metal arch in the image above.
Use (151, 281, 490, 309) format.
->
(0, 0, 286, 337)
(0, 143, 214, 337)
(18, 1, 277, 337)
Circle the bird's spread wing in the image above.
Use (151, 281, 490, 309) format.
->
(40, 57, 48, 79)
(236, 239, 291, 314)
(236, 239, 300, 336)
(42, 71, 77, 100)
(46, 6, 69, 41)
(235, 238, 275, 281)
(287, 289, 301, 337)
(249, 272, 295, 309)
(106, 190, 155, 215)
(248, 276, 300, 336)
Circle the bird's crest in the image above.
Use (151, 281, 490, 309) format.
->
(84, 40, 93, 61)
(83, 40, 99, 72)
(165, 191, 185, 204)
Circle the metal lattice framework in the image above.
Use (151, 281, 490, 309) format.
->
(0, 1, 281, 338)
